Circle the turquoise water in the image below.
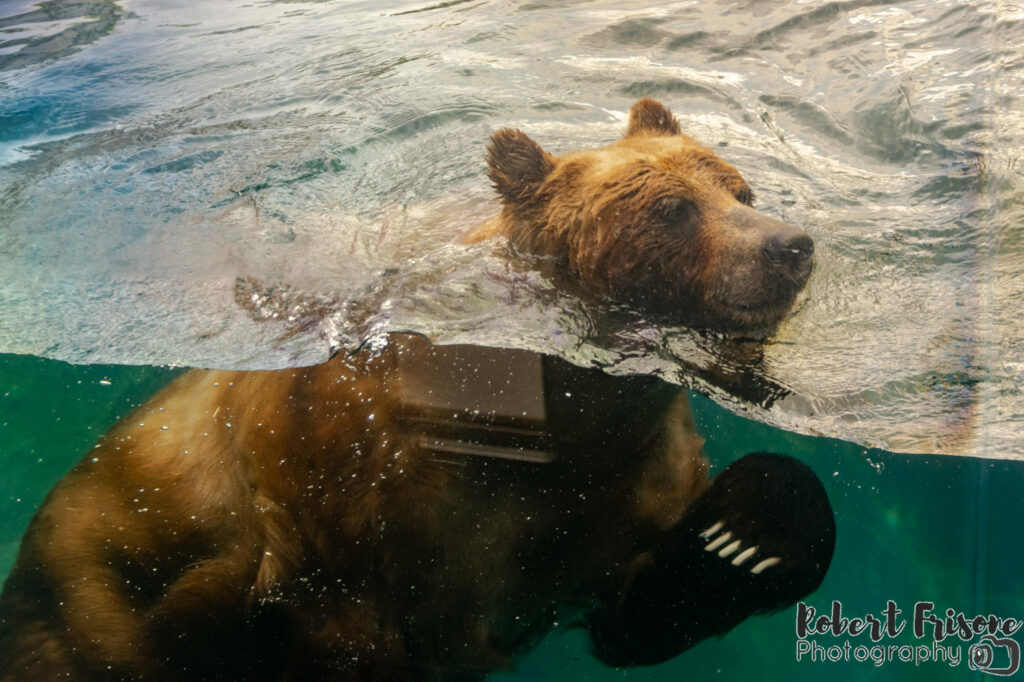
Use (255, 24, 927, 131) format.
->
(2, 0, 1024, 678)
(3, 354, 1023, 680)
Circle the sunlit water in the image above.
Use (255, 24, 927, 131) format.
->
(1, 0, 1021, 458)
(1, 1, 1024, 679)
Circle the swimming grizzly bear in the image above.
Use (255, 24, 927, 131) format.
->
(466, 97, 814, 331)
(0, 100, 831, 681)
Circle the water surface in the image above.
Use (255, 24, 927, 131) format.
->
(0, 2, 1021, 452)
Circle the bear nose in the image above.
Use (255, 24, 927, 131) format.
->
(726, 204, 814, 280)
(762, 232, 814, 275)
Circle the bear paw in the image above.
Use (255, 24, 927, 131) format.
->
(587, 452, 836, 668)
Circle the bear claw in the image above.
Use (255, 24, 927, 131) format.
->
(701, 521, 782, 572)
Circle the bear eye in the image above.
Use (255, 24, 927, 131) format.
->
(656, 196, 696, 224)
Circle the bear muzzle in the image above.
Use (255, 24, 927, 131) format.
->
(727, 203, 814, 288)
(691, 204, 814, 331)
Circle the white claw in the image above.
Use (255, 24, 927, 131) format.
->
(718, 540, 742, 558)
(700, 521, 724, 539)
(704, 531, 732, 552)
(731, 546, 758, 566)
(751, 557, 781, 574)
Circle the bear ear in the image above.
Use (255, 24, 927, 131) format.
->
(487, 128, 555, 206)
(626, 98, 682, 137)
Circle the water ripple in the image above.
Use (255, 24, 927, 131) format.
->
(0, 0, 1021, 458)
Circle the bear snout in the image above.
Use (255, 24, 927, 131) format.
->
(726, 204, 814, 286)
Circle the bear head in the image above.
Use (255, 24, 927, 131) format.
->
(486, 98, 813, 332)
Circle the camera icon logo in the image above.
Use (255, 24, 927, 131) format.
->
(968, 635, 1021, 676)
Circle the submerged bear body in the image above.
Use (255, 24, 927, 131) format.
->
(0, 337, 710, 680)
(0, 100, 832, 681)
(0, 335, 834, 681)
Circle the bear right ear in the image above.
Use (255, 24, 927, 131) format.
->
(626, 98, 682, 137)
(486, 128, 555, 207)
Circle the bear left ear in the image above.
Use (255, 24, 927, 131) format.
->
(626, 98, 682, 137)
(487, 128, 555, 207)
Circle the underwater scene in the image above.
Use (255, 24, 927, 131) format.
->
(2, 0, 1023, 680)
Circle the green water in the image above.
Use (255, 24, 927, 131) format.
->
(501, 397, 1024, 681)
(0, 355, 180, 574)
(3, 352, 1021, 680)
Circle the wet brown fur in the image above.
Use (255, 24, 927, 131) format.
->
(466, 98, 808, 330)
(0, 334, 706, 681)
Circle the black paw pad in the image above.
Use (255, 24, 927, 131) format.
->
(588, 452, 836, 667)
(689, 451, 836, 597)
